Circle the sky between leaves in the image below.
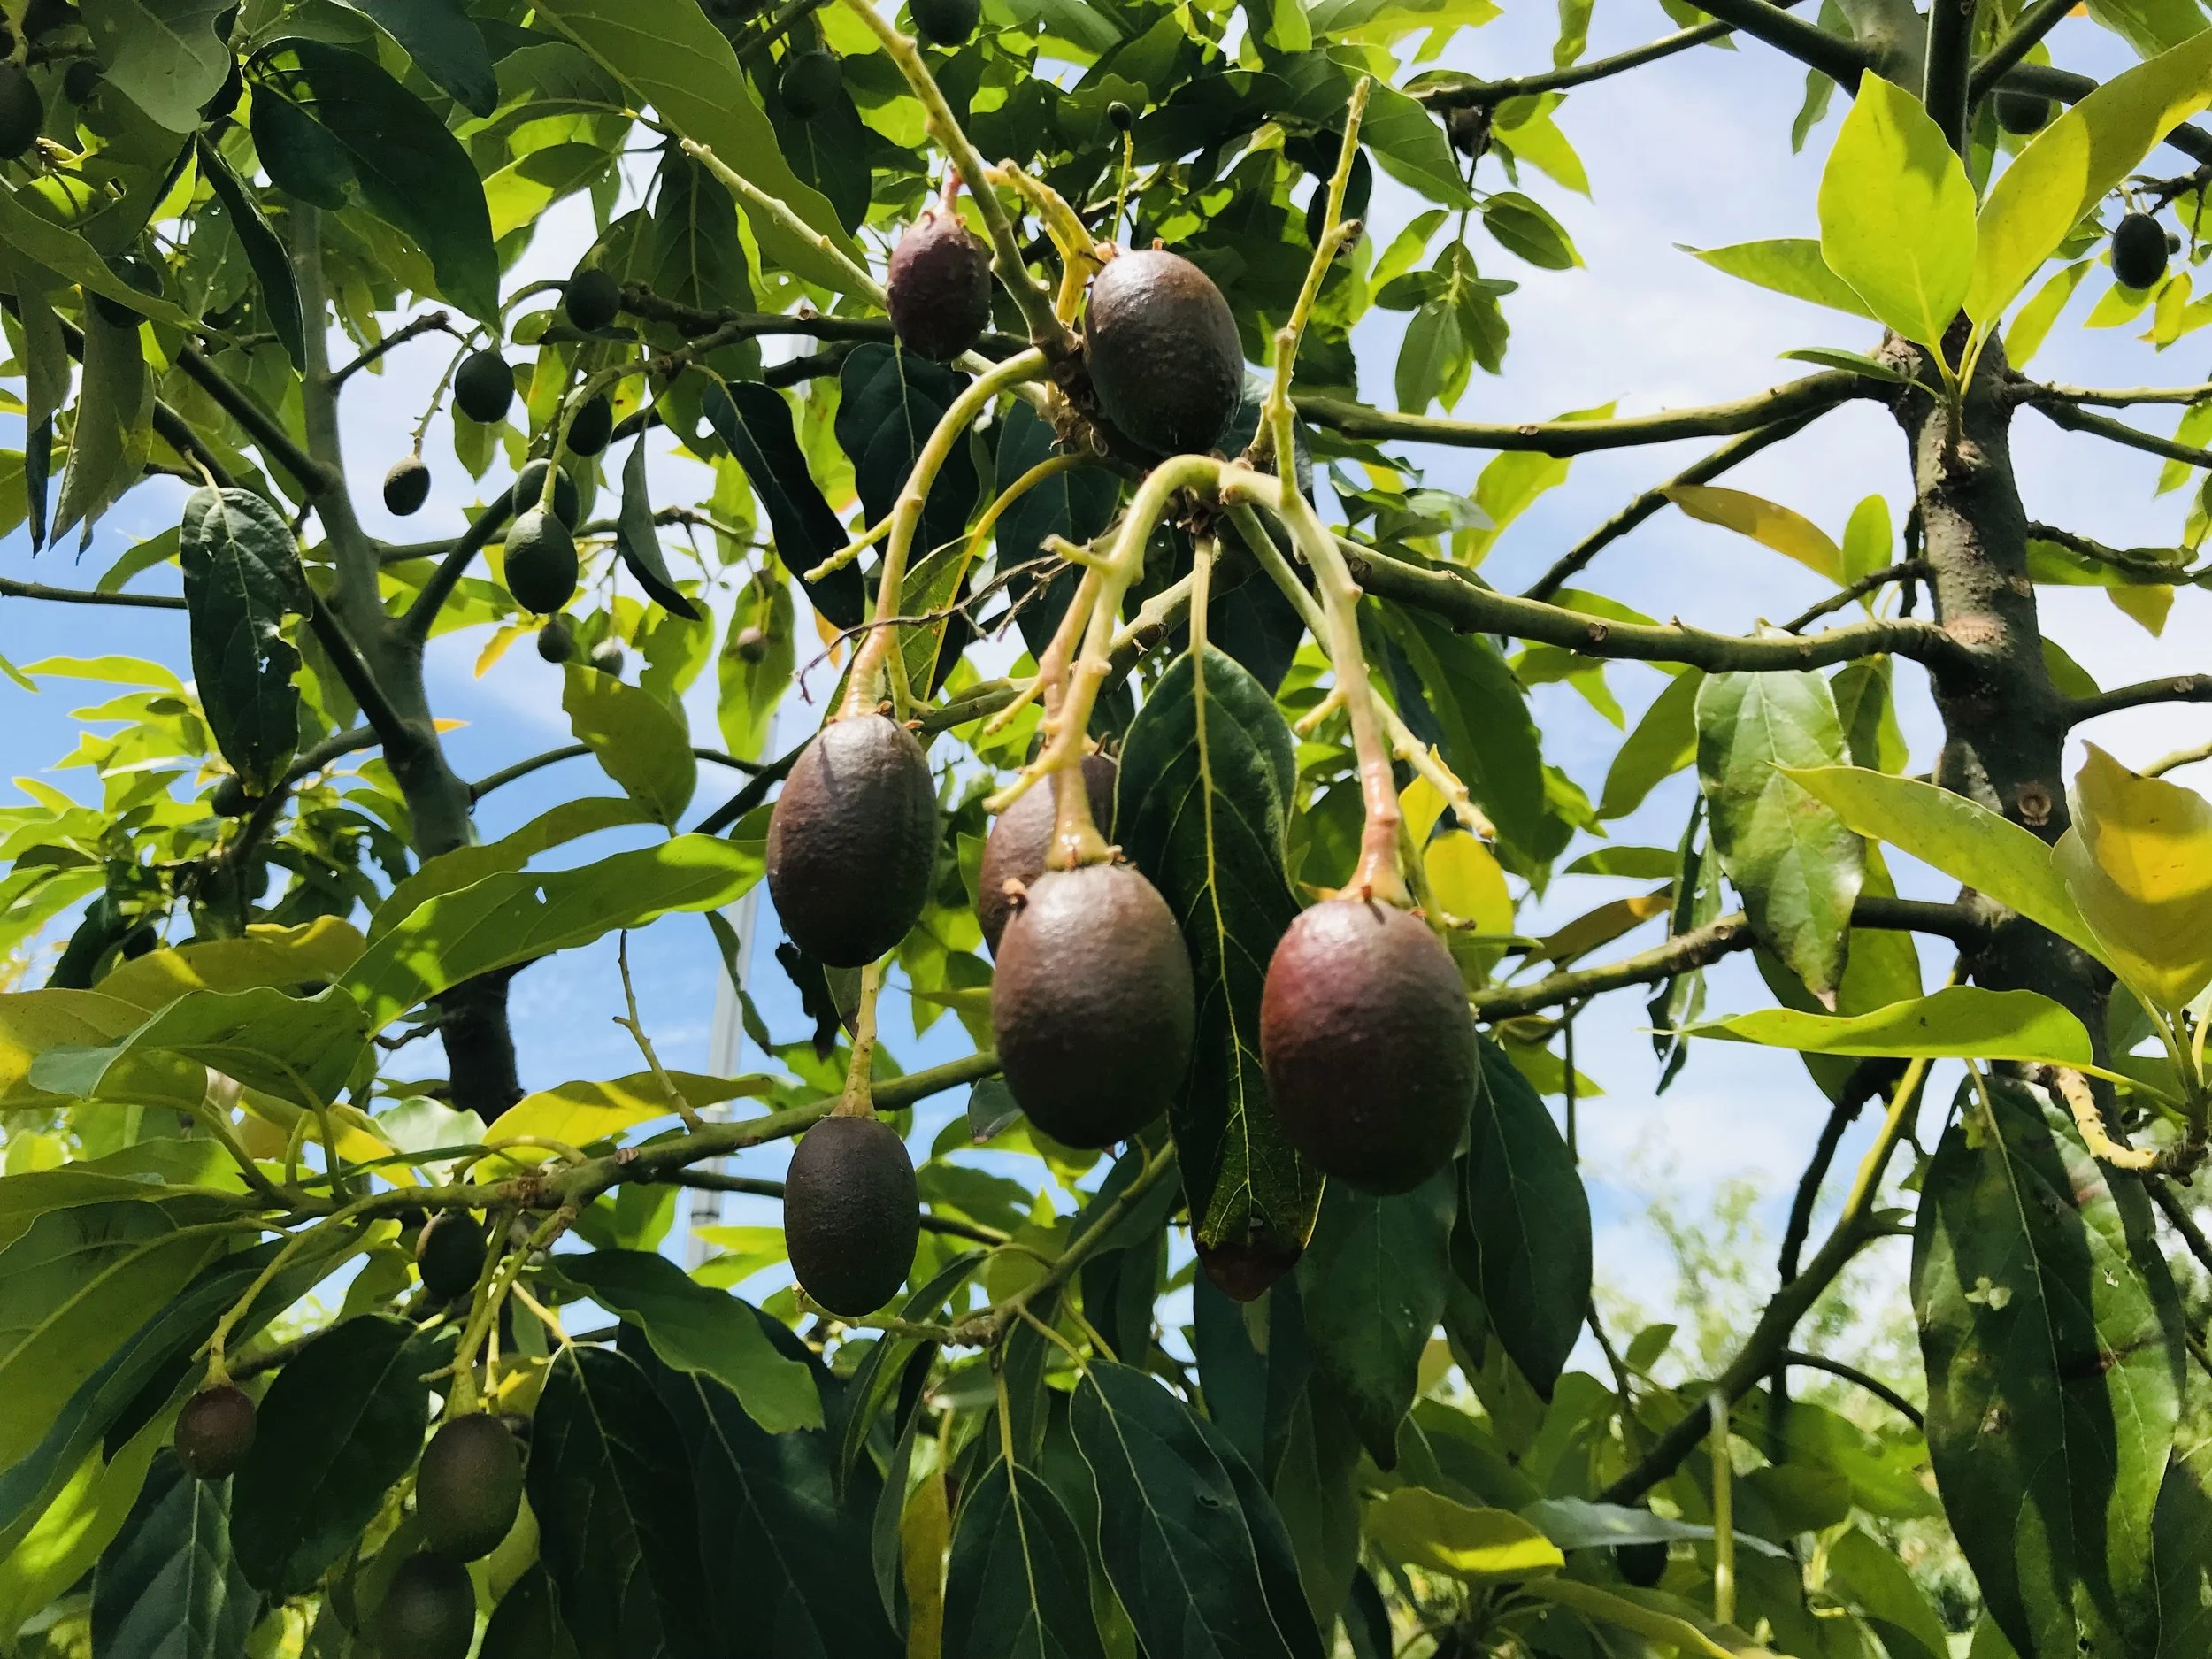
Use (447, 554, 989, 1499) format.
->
(7, 0, 2209, 1339)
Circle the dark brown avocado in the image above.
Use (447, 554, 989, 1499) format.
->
(765, 713, 941, 966)
(1083, 249, 1245, 457)
(886, 205, 993, 362)
(977, 754, 1118, 954)
(783, 1114, 921, 1315)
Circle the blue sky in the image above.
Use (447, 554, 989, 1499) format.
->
(6, 3, 2208, 1339)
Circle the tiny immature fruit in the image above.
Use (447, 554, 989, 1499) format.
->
(565, 265, 620, 333)
(384, 455, 432, 517)
(416, 1415, 523, 1560)
(379, 1554, 476, 1659)
(910, 0, 979, 47)
(1617, 1540, 1668, 1588)
(734, 624, 769, 662)
(503, 507, 580, 616)
(565, 393, 612, 457)
(783, 1115, 921, 1316)
(991, 861, 1195, 1148)
(415, 1211, 488, 1301)
(2113, 211, 2169, 289)
(211, 774, 250, 818)
(978, 754, 1117, 953)
(1260, 898, 1475, 1194)
(886, 204, 993, 363)
(780, 49, 841, 119)
(1083, 249, 1245, 457)
(766, 713, 941, 967)
(536, 615, 575, 663)
(1993, 88, 2052, 134)
(175, 1384, 257, 1479)
(455, 349, 515, 424)
(588, 636, 626, 678)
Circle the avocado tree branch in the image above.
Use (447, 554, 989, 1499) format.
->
(1523, 409, 1832, 602)
(1921, 0, 1978, 152)
(1659, 0, 1870, 85)
(1415, 21, 1734, 108)
(2146, 736, 2212, 777)
(470, 743, 768, 802)
(2022, 379, 2212, 408)
(303, 595, 426, 763)
(2002, 62, 2212, 165)
(1781, 560, 1928, 633)
(1295, 371, 1877, 456)
(1774, 1350, 1924, 1427)
(401, 486, 520, 641)
(1968, 0, 2075, 100)
(2030, 397, 2212, 469)
(0, 578, 187, 609)
(173, 342, 337, 501)
(2065, 674, 2212, 725)
(331, 310, 462, 390)
(2025, 520, 2201, 583)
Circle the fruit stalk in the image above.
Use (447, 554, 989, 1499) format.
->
(837, 0, 1072, 353)
(835, 959, 886, 1118)
(676, 135, 887, 306)
(843, 346, 1047, 719)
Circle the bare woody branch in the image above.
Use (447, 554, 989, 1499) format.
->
(2027, 520, 2203, 583)
(1413, 19, 1733, 108)
(2022, 379, 2212, 408)
(1, 578, 187, 609)
(2030, 398, 2212, 470)
(1969, 0, 2076, 99)
(2004, 63, 2212, 165)
(2068, 674, 2212, 726)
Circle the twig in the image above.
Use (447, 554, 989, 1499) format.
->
(1781, 561, 1928, 634)
(1417, 19, 1733, 108)
(332, 311, 462, 388)
(1, 578, 187, 608)
(615, 933, 704, 1131)
(2068, 674, 2212, 726)
(1969, 0, 2077, 100)
(1775, 1350, 1923, 1428)
(2032, 398, 2212, 471)
(469, 743, 766, 803)
(2146, 737, 2212, 777)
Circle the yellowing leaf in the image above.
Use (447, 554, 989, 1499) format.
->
(0, 990, 146, 1102)
(1400, 774, 1450, 844)
(1692, 986, 2101, 1069)
(1817, 76, 1978, 349)
(481, 1070, 774, 1156)
(2106, 582, 2173, 635)
(1531, 889, 1671, 966)
(1663, 486, 1842, 580)
(1425, 831, 1513, 933)
(95, 918, 367, 1012)
(2053, 747, 2212, 1010)
(1365, 1488, 1564, 1581)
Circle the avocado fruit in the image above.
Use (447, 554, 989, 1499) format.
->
(384, 455, 431, 517)
(783, 1114, 921, 1315)
(503, 507, 579, 616)
(455, 349, 515, 424)
(2113, 211, 2169, 289)
(565, 266, 619, 333)
(93, 257, 161, 328)
(588, 636, 626, 677)
(175, 1384, 257, 1479)
(1993, 88, 2052, 134)
(1083, 249, 1244, 456)
(515, 458, 580, 528)
(565, 393, 612, 457)
(61, 59, 96, 105)
(0, 63, 42, 158)
(766, 713, 940, 967)
(733, 624, 768, 663)
(379, 1553, 476, 1659)
(910, 0, 979, 46)
(536, 616, 575, 663)
(211, 774, 250, 818)
(991, 861, 1194, 1148)
(415, 1212, 488, 1302)
(977, 754, 1117, 953)
(886, 205, 993, 362)
(416, 1415, 523, 1560)
(780, 49, 842, 119)
(1260, 897, 1474, 1194)
(1617, 1540, 1669, 1588)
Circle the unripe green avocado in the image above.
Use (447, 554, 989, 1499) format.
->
(454, 349, 515, 424)
(564, 265, 619, 333)
(378, 1554, 476, 1659)
(1993, 88, 2052, 134)
(415, 1212, 488, 1301)
(515, 459, 580, 528)
(588, 636, 626, 678)
(2113, 211, 2169, 289)
(780, 50, 842, 119)
(910, 0, 978, 46)
(1617, 1540, 1669, 1587)
(384, 455, 432, 517)
(536, 616, 575, 663)
(784, 1115, 921, 1315)
(0, 63, 42, 159)
(1083, 249, 1245, 457)
(503, 507, 579, 616)
(416, 1415, 523, 1561)
(211, 774, 250, 818)
(175, 1384, 257, 1479)
(564, 393, 612, 457)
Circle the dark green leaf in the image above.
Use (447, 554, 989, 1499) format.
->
(1188, 1403, 1327, 1657)
(2155, 1437, 2212, 1657)
(53, 310, 146, 550)
(837, 1249, 986, 1486)
(616, 437, 702, 619)
(91, 1451, 257, 1659)
(990, 401, 1118, 661)
(196, 138, 306, 369)
(942, 1458, 1105, 1659)
(702, 381, 867, 630)
(1118, 647, 1318, 1292)
(180, 487, 309, 795)
(26, 415, 50, 553)
(644, 1340, 902, 1659)
(529, 1345, 713, 1659)
(247, 83, 352, 210)
(758, 57, 872, 233)
(482, 1564, 580, 1659)
(231, 1314, 442, 1596)
(1480, 192, 1579, 269)
(81, 0, 229, 130)
(276, 42, 500, 320)
(1070, 1362, 1305, 1659)
(1457, 1037, 1590, 1398)
(836, 344, 978, 570)
(1914, 1075, 2184, 1657)
(1295, 1168, 1456, 1464)
(344, 0, 498, 115)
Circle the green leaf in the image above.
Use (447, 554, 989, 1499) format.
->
(990, 402, 1119, 661)
(547, 1249, 820, 1433)
(179, 487, 309, 795)
(246, 84, 351, 211)
(1381, 603, 1549, 861)
(91, 1452, 257, 1659)
(1816, 75, 1977, 348)
(31, 985, 369, 1110)
(195, 138, 306, 369)
(1116, 648, 1318, 1287)
(1685, 239, 1879, 320)
(231, 1314, 442, 1596)
(1663, 486, 1843, 580)
(646, 1340, 902, 1657)
(2052, 745, 2212, 1011)
(1695, 670, 1863, 1001)
(370, 795, 656, 941)
(53, 310, 147, 550)
(1596, 669, 1701, 821)
(941, 1458, 1106, 1659)
(563, 663, 695, 826)
(701, 382, 868, 631)
(1070, 1362, 1307, 1659)
(0, 189, 194, 332)
(2005, 260, 2093, 365)
(1779, 346, 1916, 384)
(342, 834, 764, 1029)
(1839, 493, 1895, 588)
(530, 1345, 714, 1659)
(483, 1565, 578, 1659)
(1459, 1038, 1588, 1399)
(1691, 985, 2098, 1066)
(1365, 1489, 1563, 1580)
(1828, 1525, 1952, 1659)
(1296, 1168, 1456, 1465)
(0, 1417, 165, 1641)
(1480, 192, 1578, 269)
(1783, 766, 2103, 961)
(275, 42, 500, 321)
(615, 436, 702, 620)
(80, 0, 229, 132)
(1520, 1496, 1786, 1555)
(837, 345, 979, 575)
(1970, 30, 2212, 325)
(529, 0, 870, 296)
(2154, 1437, 2212, 1658)
(1914, 1074, 2184, 1658)
(342, 0, 498, 115)
(716, 577, 793, 763)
